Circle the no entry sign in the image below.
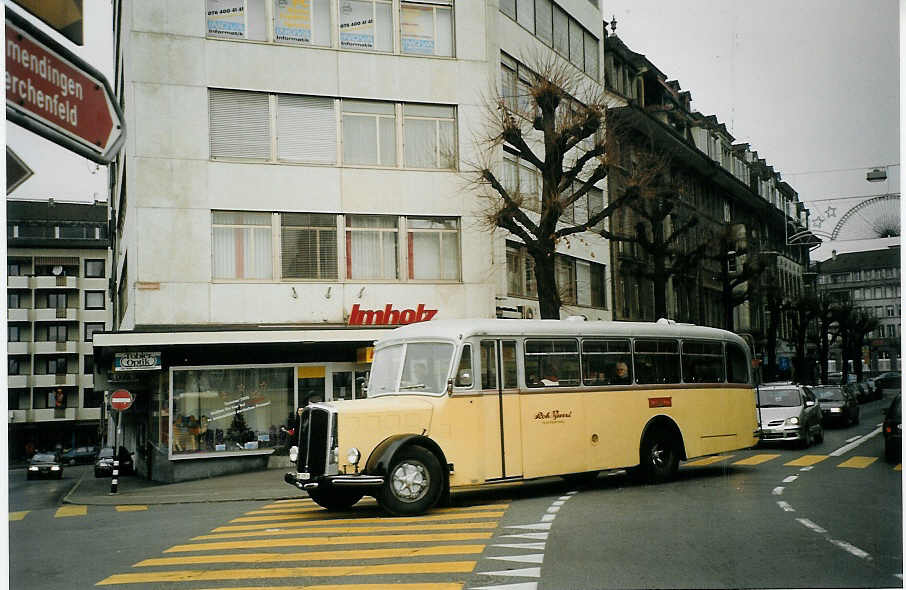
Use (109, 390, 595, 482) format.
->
(5, 10, 124, 164)
(110, 389, 134, 412)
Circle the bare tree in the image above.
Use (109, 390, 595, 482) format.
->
(471, 53, 634, 319)
(712, 224, 766, 331)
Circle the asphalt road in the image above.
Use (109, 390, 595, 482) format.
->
(9, 398, 901, 590)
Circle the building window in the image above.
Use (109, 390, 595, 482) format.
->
(9, 388, 28, 411)
(887, 305, 895, 317)
(8, 292, 20, 308)
(506, 242, 537, 298)
(84, 322, 105, 342)
(83, 388, 103, 408)
(85, 259, 105, 278)
(339, 0, 392, 51)
(402, 104, 456, 169)
(47, 324, 67, 342)
(47, 292, 67, 309)
(84, 355, 95, 375)
(212, 211, 274, 280)
(346, 215, 398, 279)
(407, 217, 460, 280)
(206, 0, 268, 40)
(46, 357, 67, 375)
(555, 256, 576, 305)
(8, 262, 21, 276)
(209, 89, 271, 160)
(575, 260, 606, 308)
(276, 94, 337, 164)
(170, 366, 294, 456)
(342, 100, 397, 166)
(400, 1, 453, 56)
(274, 0, 331, 46)
(117, 257, 129, 324)
(85, 291, 105, 310)
(281, 213, 339, 279)
(9, 325, 22, 342)
(9, 358, 21, 376)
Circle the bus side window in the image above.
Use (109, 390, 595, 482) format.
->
(501, 341, 518, 389)
(726, 342, 749, 383)
(454, 344, 473, 387)
(582, 339, 632, 385)
(681, 340, 725, 383)
(480, 341, 498, 390)
(634, 339, 681, 384)
(524, 339, 580, 387)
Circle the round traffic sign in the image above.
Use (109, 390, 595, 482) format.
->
(110, 389, 133, 411)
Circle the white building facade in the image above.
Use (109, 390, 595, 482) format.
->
(98, 0, 613, 481)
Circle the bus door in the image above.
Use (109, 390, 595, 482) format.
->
(480, 339, 523, 480)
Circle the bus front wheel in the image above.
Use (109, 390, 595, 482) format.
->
(378, 445, 443, 516)
(639, 428, 679, 483)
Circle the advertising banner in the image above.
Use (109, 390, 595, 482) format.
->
(339, 0, 375, 49)
(207, 0, 247, 39)
(400, 4, 434, 54)
(114, 351, 162, 372)
(275, 0, 312, 43)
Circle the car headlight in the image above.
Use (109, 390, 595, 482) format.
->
(830, 407, 841, 413)
(50, 466, 60, 471)
(786, 417, 800, 426)
(28, 466, 38, 471)
(347, 447, 361, 466)
(288, 445, 298, 463)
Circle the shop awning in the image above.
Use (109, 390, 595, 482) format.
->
(93, 328, 393, 349)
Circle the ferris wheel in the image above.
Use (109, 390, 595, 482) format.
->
(831, 194, 901, 240)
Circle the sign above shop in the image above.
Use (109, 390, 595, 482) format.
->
(348, 303, 437, 326)
(114, 351, 161, 372)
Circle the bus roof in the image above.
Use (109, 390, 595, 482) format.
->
(374, 318, 750, 348)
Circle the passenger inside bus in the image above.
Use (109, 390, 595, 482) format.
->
(611, 360, 632, 384)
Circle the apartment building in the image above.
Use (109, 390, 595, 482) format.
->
(816, 247, 902, 373)
(96, 0, 613, 481)
(601, 29, 814, 374)
(7, 199, 111, 461)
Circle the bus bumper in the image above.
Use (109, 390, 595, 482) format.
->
(284, 471, 385, 492)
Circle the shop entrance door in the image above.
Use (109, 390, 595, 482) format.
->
(296, 364, 371, 407)
(328, 363, 370, 401)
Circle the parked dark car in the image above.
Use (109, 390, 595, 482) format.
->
(842, 383, 865, 404)
(94, 446, 134, 478)
(27, 452, 63, 480)
(874, 372, 902, 394)
(882, 394, 901, 462)
(61, 445, 99, 465)
(813, 385, 860, 426)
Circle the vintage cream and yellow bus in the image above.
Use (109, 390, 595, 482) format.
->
(285, 318, 759, 515)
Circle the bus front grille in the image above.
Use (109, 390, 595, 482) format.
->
(297, 407, 330, 476)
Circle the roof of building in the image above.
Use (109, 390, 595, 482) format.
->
(7, 198, 107, 222)
(816, 247, 901, 272)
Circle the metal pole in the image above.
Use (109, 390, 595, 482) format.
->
(110, 410, 119, 494)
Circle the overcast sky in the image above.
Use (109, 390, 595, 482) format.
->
(5, 1, 900, 262)
(603, 0, 901, 261)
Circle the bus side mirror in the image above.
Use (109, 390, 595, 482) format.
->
(447, 378, 454, 396)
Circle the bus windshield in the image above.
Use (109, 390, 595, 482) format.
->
(369, 341, 455, 396)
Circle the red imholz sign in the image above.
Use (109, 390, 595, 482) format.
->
(5, 11, 124, 164)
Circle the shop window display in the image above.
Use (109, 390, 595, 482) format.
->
(171, 366, 294, 456)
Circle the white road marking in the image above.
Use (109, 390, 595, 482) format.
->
(828, 538, 871, 559)
(845, 435, 862, 443)
(492, 542, 546, 550)
(776, 501, 795, 512)
(470, 582, 539, 590)
(547, 506, 560, 513)
(505, 523, 552, 531)
(502, 532, 549, 540)
(799, 466, 814, 471)
(540, 514, 556, 522)
(782, 475, 798, 483)
(488, 554, 545, 564)
(796, 518, 828, 534)
(479, 567, 542, 578)
(772, 486, 785, 495)
(830, 427, 882, 456)
(552, 500, 565, 506)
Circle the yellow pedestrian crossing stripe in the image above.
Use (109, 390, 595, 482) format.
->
(732, 454, 780, 466)
(784, 455, 828, 467)
(115, 505, 148, 512)
(9, 511, 29, 521)
(193, 586, 463, 590)
(165, 531, 495, 553)
(837, 456, 878, 469)
(193, 519, 499, 540)
(684, 455, 734, 466)
(54, 505, 87, 518)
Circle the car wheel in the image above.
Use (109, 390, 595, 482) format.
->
(378, 445, 443, 516)
(307, 488, 364, 511)
(639, 428, 680, 483)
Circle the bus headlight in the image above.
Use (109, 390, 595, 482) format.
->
(347, 447, 361, 466)
(288, 445, 298, 463)
(786, 417, 800, 426)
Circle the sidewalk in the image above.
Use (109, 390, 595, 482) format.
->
(63, 466, 302, 506)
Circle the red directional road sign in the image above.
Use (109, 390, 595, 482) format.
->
(110, 389, 134, 412)
(5, 10, 124, 164)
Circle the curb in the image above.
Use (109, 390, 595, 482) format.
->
(61, 470, 86, 505)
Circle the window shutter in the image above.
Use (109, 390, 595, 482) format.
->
(277, 95, 337, 163)
(584, 31, 598, 78)
(209, 89, 271, 159)
(281, 213, 338, 279)
(534, 0, 552, 45)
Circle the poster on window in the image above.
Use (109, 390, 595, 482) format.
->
(400, 4, 435, 54)
(339, 0, 375, 49)
(275, 0, 313, 43)
(207, 0, 247, 39)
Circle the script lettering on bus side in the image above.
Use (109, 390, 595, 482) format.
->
(534, 409, 573, 423)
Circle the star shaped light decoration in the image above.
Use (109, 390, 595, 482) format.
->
(812, 216, 825, 228)
(824, 206, 836, 218)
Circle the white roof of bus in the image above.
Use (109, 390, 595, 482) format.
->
(374, 319, 749, 348)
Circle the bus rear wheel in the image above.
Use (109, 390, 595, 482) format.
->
(307, 488, 364, 511)
(378, 445, 442, 516)
(639, 428, 679, 483)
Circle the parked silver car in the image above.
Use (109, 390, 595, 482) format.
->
(756, 383, 824, 447)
